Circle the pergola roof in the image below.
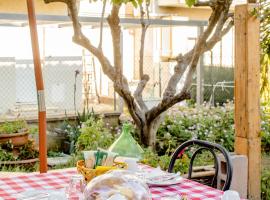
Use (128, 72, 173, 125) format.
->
(0, 13, 207, 28)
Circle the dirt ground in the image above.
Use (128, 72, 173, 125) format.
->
(0, 103, 115, 122)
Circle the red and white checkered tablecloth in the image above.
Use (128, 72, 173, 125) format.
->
(0, 168, 224, 200)
(150, 179, 223, 200)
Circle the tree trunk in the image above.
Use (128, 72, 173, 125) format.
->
(140, 113, 165, 147)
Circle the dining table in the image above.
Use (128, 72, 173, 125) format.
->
(0, 167, 225, 200)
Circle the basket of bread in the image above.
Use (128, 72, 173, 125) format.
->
(83, 170, 151, 200)
(77, 149, 127, 182)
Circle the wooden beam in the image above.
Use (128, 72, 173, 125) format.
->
(234, 4, 261, 199)
(0, 13, 208, 27)
(0, 0, 67, 15)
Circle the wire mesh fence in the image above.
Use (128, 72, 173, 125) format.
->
(0, 58, 234, 118)
(0, 56, 84, 117)
(190, 65, 234, 106)
(132, 55, 235, 107)
(0, 25, 234, 118)
(131, 26, 235, 107)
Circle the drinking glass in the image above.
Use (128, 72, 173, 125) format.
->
(221, 190, 240, 200)
(66, 174, 85, 200)
(123, 157, 139, 171)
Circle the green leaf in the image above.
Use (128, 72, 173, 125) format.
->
(131, 0, 138, 8)
(185, 0, 196, 7)
(137, 0, 143, 5)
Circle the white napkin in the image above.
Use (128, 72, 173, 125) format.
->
(144, 167, 181, 181)
(144, 167, 166, 179)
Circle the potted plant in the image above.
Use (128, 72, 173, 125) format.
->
(0, 140, 39, 165)
(0, 120, 29, 147)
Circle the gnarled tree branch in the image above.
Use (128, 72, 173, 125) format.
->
(174, 17, 233, 64)
(106, 4, 144, 126)
(45, 0, 144, 126)
(178, 1, 232, 95)
(161, 17, 233, 120)
(134, 74, 150, 111)
(107, 5, 122, 82)
(98, 0, 107, 50)
(62, 0, 116, 81)
(148, 0, 232, 124)
(115, 83, 145, 126)
(146, 90, 190, 123)
(204, 19, 234, 52)
(139, 3, 150, 79)
(45, 0, 234, 147)
(162, 4, 223, 99)
(134, 2, 151, 111)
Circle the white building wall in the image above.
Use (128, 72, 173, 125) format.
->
(44, 57, 83, 111)
(0, 58, 16, 114)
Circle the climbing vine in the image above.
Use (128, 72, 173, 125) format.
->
(260, 0, 270, 105)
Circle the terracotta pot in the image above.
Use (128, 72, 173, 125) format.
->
(0, 131, 29, 147)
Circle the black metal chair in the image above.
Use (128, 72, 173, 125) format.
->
(168, 139, 233, 191)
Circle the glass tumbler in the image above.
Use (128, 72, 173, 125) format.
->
(221, 190, 240, 200)
(66, 174, 85, 200)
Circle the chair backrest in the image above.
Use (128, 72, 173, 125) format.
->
(168, 139, 233, 191)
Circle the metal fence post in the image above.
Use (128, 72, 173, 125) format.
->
(196, 26, 204, 106)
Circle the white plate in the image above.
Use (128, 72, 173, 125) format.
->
(146, 176, 183, 186)
(15, 189, 66, 200)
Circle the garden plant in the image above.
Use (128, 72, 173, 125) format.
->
(0, 120, 39, 171)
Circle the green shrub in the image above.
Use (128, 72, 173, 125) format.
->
(262, 169, 270, 200)
(0, 120, 28, 134)
(17, 141, 39, 160)
(156, 104, 235, 154)
(0, 163, 39, 172)
(0, 140, 38, 161)
(261, 111, 270, 153)
(157, 103, 270, 154)
(140, 148, 189, 174)
(76, 116, 114, 151)
(156, 115, 192, 155)
(77, 107, 97, 125)
(0, 146, 15, 161)
(56, 108, 97, 153)
(60, 120, 81, 144)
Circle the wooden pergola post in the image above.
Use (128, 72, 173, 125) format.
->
(234, 4, 261, 199)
